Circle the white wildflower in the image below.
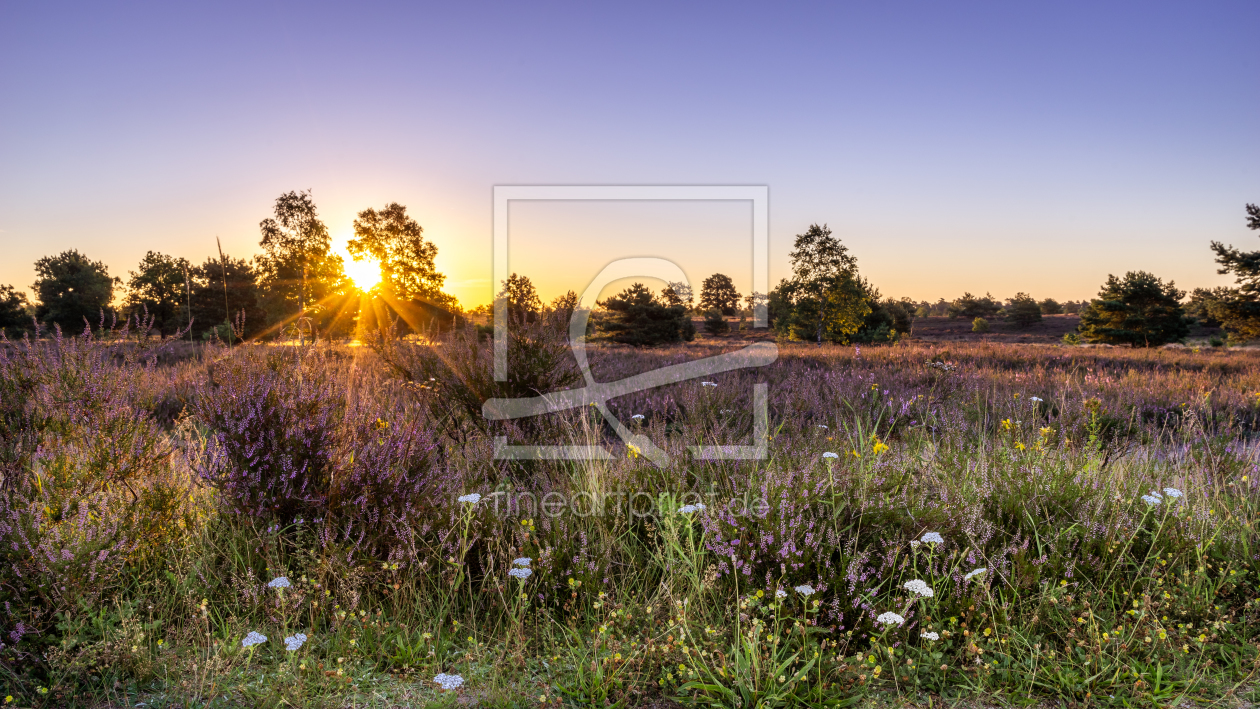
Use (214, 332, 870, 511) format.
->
(508, 567, 533, 580)
(242, 631, 267, 648)
(1141, 494, 1162, 506)
(457, 493, 482, 504)
(512, 557, 532, 567)
(910, 540, 921, 549)
(964, 567, 988, 580)
(679, 503, 706, 514)
(903, 579, 934, 598)
(921, 532, 944, 545)
(822, 452, 839, 459)
(284, 633, 307, 651)
(921, 631, 940, 641)
(794, 584, 815, 597)
(876, 612, 905, 626)
(267, 577, 291, 589)
(1163, 487, 1183, 499)
(1030, 396, 1043, 402)
(433, 673, 465, 690)
(818, 425, 829, 429)
(775, 589, 787, 599)
(631, 414, 645, 420)
(701, 381, 718, 387)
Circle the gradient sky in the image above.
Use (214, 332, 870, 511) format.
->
(2, 1, 1257, 308)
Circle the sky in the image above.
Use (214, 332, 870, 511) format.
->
(1, 1, 1257, 308)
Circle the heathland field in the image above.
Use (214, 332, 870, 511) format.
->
(3, 327, 1260, 707)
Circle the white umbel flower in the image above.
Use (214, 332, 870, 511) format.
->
(903, 579, 934, 597)
(631, 414, 645, 420)
(794, 584, 815, 596)
(921, 631, 940, 641)
(508, 567, 533, 580)
(963, 567, 988, 580)
(775, 589, 787, 599)
(822, 452, 839, 459)
(1141, 494, 1162, 506)
(434, 673, 465, 690)
(512, 557, 532, 567)
(701, 381, 718, 387)
(458, 493, 482, 504)
(242, 631, 267, 648)
(284, 633, 307, 651)
(267, 576, 291, 589)
(1163, 487, 1183, 499)
(679, 503, 706, 514)
(920, 532, 944, 544)
(876, 612, 905, 626)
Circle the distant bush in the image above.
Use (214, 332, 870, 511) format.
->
(703, 309, 730, 335)
(948, 292, 1002, 319)
(598, 283, 694, 346)
(972, 317, 990, 333)
(1039, 298, 1062, 315)
(1004, 292, 1043, 327)
(1078, 271, 1190, 347)
(1063, 332, 1081, 345)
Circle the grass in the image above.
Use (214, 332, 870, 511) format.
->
(2, 329, 1260, 707)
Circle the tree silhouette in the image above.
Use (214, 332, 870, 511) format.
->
(32, 250, 119, 333)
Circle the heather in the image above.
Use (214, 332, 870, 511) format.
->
(2, 328, 1260, 707)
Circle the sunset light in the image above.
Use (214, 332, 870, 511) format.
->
(345, 256, 382, 292)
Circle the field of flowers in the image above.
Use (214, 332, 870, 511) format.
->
(2, 324, 1259, 707)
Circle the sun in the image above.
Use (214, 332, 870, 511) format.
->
(345, 257, 382, 291)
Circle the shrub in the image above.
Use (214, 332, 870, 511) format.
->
(1003, 292, 1042, 327)
(972, 317, 990, 333)
(598, 283, 692, 346)
(703, 309, 730, 335)
(1039, 298, 1063, 315)
(191, 347, 344, 521)
(1078, 271, 1190, 347)
(947, 292, 1002, 319)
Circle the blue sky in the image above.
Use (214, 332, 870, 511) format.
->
(1, 1, 1257, 307)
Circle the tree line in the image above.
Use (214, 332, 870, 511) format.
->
(5, 200, 1259, 349)
(0, 191, 457, 341)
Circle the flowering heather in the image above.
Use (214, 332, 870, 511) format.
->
(5, 334, 1260, 704)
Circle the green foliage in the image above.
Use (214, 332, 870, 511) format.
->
(772, 224, 873, 343)
(189, 253, 267, 340)
(947, 292, 1002, 320)
(851, 291, 914, 344)
(1185, 287, 1231, 328)
(32, 249, 119, 334)
(0, 284, 32, 335)
(702, 309, 729, 335)
(1077, 271, 1190, 347)
(1039, 297, 1063, 315)
(1206, 204, 1260, 341)
(597, 283, 693, 346)
(662, 281, 694, 309)
(1004, 292, 1043, 327)
(122, 251, 191, 337)
(255, 190, 351, 336)
(698, 273, 741, 316)
(1063, 332, 1081, 345)
(349, 202, 455, 309)
(498, 273, 543, 324)
(972, 316, 990, 333)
